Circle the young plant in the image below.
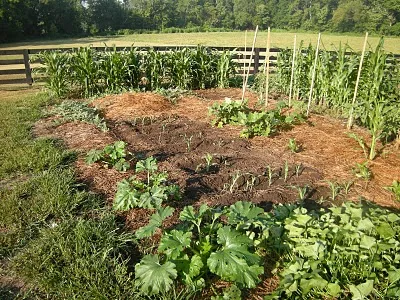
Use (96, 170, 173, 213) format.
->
(295, 163, 303, 177)
(288, 138, 301, 153)
(113, 157, 181, 211)
(86, 141, 130, 171)
(224, 171, 242, 193)
(134, 203, 264, 295)
(326, 180, 341, 201)
(196, 153, 216, 173)
(283, 161, 290, 182)
(384, 180, 400, 202)
(183, 134, 194, 152)
(347, 132, 368, 159)
(292, 185, 309, 201)
(266, 165, 275, 186)
(353, 161, 372, 181)
(341, 181, 353, 194)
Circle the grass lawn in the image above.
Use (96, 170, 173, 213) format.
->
(0, 31, 399, 53)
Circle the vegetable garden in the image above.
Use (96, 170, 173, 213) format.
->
(2, 43, 400, 299)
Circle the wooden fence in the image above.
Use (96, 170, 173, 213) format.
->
(0, 46, 399, 86)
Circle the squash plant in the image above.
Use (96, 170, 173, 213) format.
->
(86, 141, 130, 171)
(134, 202, 267, 295)
(113, 156, 181, 211)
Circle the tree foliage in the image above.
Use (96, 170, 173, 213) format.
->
(1, 0, 400, 42)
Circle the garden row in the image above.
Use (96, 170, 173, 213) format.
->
(268, 39, 400, 158)
(36, 46, 237, 98)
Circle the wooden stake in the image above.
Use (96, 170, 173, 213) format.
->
(306, 33, 321, 117)
(264, 27, 271, 108)
(242, 30, 247, 87)
(347, 32, 368, 130)
(288, 35, 297, 107)
(241, 25, 259, 102)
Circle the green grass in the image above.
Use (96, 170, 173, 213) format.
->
(0, 90, 140, 299)
(1, 31, 400, 53)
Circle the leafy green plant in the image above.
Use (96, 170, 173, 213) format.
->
(51, 100, 108, 131)
(209, 98, 250, 128)
(288, 138, 301, 153)
(267, 202, 400, 299)
(353, 161, 372, 181)
(384, 180, 400, 202)
(86, 141, 130, 171)
(134, 203, 264, 295)
(113, 157, 181, 210)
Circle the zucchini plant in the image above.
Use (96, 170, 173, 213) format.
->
(113, 156, 181, 211)
(134, 202, 268, 295)
(86, 141, 130, 171)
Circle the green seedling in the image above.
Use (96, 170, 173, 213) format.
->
(266, 165, 276, 186)
(342, 181, 353, 194)
(295, 163, 303, 177)
(224, 171, 242, 193)
(244, 173, 259, 192)
(196, 153, 216, 173)
(292, 185, 309, 201)
(283, 161, 290, 182)
(183, 134, 194, 152)
(353, 161, 372, 181)
(288, 138, 301, 153)
(384, 180, 400, 202)
(326, 180, 341, 201)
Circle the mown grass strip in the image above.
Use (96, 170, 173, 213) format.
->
(0, 91, 138, 299)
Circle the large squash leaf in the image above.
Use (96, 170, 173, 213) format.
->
(135, 254, 177, 295)
(207, 226, 263, 288)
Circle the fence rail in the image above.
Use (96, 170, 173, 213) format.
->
(0, 46, 399, 86)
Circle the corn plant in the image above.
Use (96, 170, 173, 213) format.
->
(70, 47, 100, 97)
(99, 47, 130, 93)
(35, 51, 71, 98)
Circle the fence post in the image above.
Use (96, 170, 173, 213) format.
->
(253, 48, 260, 74)
(23, 50, 33, 85)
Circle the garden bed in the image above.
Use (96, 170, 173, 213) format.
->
(33, 87, 400, 298)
